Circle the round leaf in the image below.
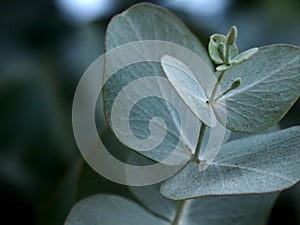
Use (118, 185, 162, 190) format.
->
(161, 126, 300, 199)
(64, 195, 168, 225)
(103, 3, 212, 162)
(214, 45, 300, 133)
(161, 55, 216, 127)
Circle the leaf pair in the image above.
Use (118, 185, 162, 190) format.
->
(208, 26, 258, 71)
(161, 44, 300, 133)
(161, 126, 300, 199)
(160, 55, 216, 127)
(102, 2, 300, 200)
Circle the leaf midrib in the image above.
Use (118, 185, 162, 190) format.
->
(209, 161, 295, 183)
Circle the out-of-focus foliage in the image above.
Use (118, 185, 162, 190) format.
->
(0, 0, 299, 225)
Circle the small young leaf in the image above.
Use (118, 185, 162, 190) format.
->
(216, 48, 258, 71)
(230, 47, 259, 65)
(226, 26, 237, 46)
(216, 63, 234, 71)
(208, 34, 226, 64)
(161, 55, 216, 127)
(208, 34, 238, 65)
(161, 126, 300, 199)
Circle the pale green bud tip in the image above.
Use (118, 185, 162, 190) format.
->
(231, 77, 242, 89)
(227, 26, 237, 46)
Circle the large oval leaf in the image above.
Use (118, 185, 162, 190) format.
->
(213, 45, 300, 133)
(103, 3, 212, 163)
(185, 194, 278, 225)
(128, 152, 278, 225)
(130, 183, 278, 225)
(104, 3, 211, 64)
(65, 192, 278, 225)
(161, 126, 300, 199)
(64, 195, 168, 225)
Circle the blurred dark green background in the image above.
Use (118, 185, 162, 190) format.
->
(1, 0, 299, 224)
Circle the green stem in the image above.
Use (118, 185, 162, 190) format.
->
(193, 69, 226, 161)
(225, 42, 231, 64)
(209, 70, 226, 104)
(214, 87, 232, 102)
(192, 123, 206, 162)
(172, 200, 186, 225)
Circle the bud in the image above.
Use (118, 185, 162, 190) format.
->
(226, 26, 237, 46)
(231, 78, 242, 90)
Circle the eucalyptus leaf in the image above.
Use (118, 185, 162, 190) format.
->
(226, 26, 237, 46)
(216, 48, 258, 71)
(216, 64, 234, 71)
(230, 47, 259, 65)
(131, 184, 278, 225)
(104, 3, 211, 65)
(214, 45, 300, 133)
(66, 150, 279, 225)
(160, 55, 216, 127)
(64, 195, 168, 225)
(131, 181, 279, 225)
(65, 192, 278, 225)
(208, 34, 238, 65)
(103, 3, 212, 162)
(129, 153, 278, 225)
(184, 193, 278, 225)
(161, 126, 300, 199)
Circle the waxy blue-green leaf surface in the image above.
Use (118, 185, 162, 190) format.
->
(208, 34, 238, 65)
(64, 195, 168, 225)
(65, 181, 278, 225)
(129, 153, 278, 225)
(132, 183, 278, 225)
(103, 3, 212, 162)
(130, 182, 278, 225)
(65, 191, 278, 225)
(161, 126, 300, 200)
(214, 45, 300, 133)
(161, 55, 216, 127)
